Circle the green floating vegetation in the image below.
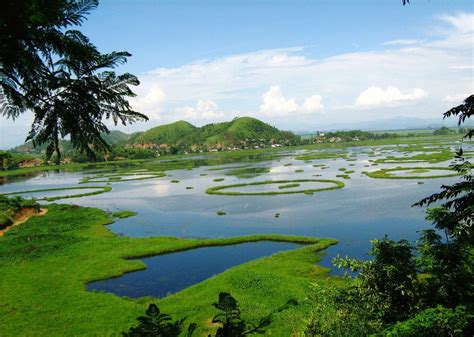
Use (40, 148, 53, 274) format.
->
(111, 210, 137, 219)
(278, 183, 301, 189)
(312, 164, 326, 168)
(213, 178, 225, 182)
(200, 173, 208, 176)
(294, 169, 304, 173)
(283, 163, 293, 166)
(207, 165, 250, 171)
(216, 210, 227, 216)
(224, 167, 270, 179)
(295, 152, 347, 161)
(81, 171, 167, 184)
(186, 186, 194, 189)
(171, 180, 180, 183)
(374, 150, 454, 164)
(275, 213, 280, 218)
(417, 181, 425, 185)
(338, 168, 347, 172)
(0, 204, 338, 336)
(364, 166, 462, 179)
(336, 174, 351, 180)
(1, 185, 112, 202)
(206, 179, 345, 196)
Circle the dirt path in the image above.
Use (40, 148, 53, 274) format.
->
(0, 208, 48, 236)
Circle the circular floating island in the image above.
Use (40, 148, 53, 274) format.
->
(80, 171, 166, 183)
(364, 166, 461, 179)
(1, 185, 112, 201)
(206, 179, 344, 196)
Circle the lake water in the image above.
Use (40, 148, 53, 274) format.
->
(87, 241, 304, 298)
(0, 143, 469, 297)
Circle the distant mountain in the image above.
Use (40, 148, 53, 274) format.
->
(128, 117, 298, 150)
(298, 116, 471, 133)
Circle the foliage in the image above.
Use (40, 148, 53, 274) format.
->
(122, 303, 195, 337)
(212, 292, 272, 337)
(303, 283, 382, 337)
(414, 95, 473, 242)
(0, 0, 148, 164)
(385, 305, 474, 337)
(333, 237, 422, 325)
(0, 195, 39, 228)
(0, 150, 38, 170)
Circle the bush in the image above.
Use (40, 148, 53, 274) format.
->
(385, 306, 474, 337)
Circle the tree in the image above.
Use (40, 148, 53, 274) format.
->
(122, 303, 196, 337)
(0, 0, 148, 163)
(212, 292, 272, 337)
(414, 95, 473, 243)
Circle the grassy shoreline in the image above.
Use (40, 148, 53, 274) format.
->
(0, 134, 464, 179)
(0, 204, 339, 336)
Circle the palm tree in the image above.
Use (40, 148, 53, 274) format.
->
(1, 0, 148, 161)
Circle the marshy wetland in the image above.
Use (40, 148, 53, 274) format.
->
(0, 134, 472, 336)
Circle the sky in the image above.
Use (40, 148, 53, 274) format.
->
(1, 0, 473, 148)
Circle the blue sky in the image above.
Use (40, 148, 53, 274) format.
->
(81, 0, 471, 73)
(1, 1, 473, 148)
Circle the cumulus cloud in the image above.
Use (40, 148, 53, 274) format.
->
(259, 86, 323, 116)
(176, 99, 225, 121)
(355, 86, 428, 108)
(129, 85, 165, 119)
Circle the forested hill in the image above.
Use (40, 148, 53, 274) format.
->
(127, 117, 299, 150)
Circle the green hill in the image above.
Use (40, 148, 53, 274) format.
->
(129, 120, 196, 145)
(129, 117, 299, 150)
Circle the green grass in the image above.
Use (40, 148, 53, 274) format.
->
(206, 179, 345, 196)
(373, 150, 454, 164)
(278, 183, 301, 189)
(0, 204, 339, 336)
(294, 152, 347, 161)
(1, 185, 112, 201)
(364, 166, 462, 179)
(111, 210, 137, 219)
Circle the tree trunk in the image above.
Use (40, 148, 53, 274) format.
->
(54, 133, 61, 165)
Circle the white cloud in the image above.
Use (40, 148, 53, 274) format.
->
(176, 99, 225, 121)
(259, 86, 323, 116)
(443, 93, 471, 103)
(382, 39, 420, 46)
(439, 13, 474, 34)
(302, 95, 324, 113)
(129, 85, 165, 119)
(355, 86, 427, 108)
